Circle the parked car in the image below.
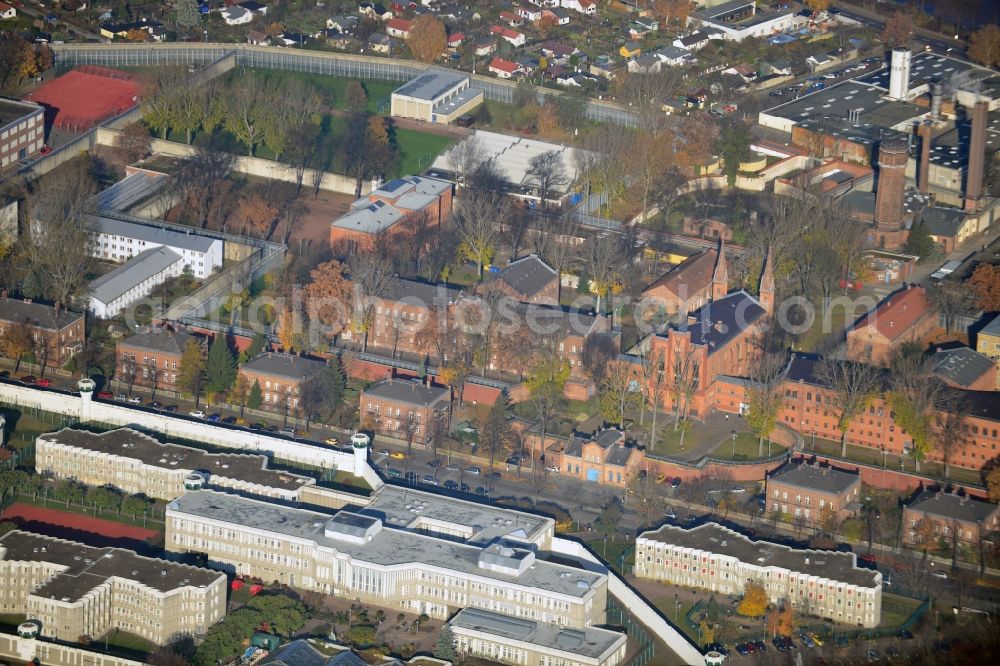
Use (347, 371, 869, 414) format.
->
(445, 463, 460, 472)
(731, 485, 746, 494)
(670, 477, 682, 488)
(222, 416, 238, 424)
(460, 483, 470, 493)
(390, 451, 406, 460)
(386, 468, 402, 478)
(752, 640, 767, 653)
(207, 413, 221, 421)
(465, 466, 481, 475)
(35, 378, 52, 387)
(19, 375, 36, 384)
(0, 370, 10, 378)
(474, 486, 488, 496)
(735, 644, 750, 656)
(189, 410, 206, 418)
(798, 632, 815, 648)
(163, 404, 179, 412)
(866, 648, 880, 662)
(421, 475, 438, 485)
(280, 427, 296, 437)
(443, 480, 458, 490)
(127, 395, 141, 404)
(96, 390, 113, 399)
(148, 400, 162, 408)
(325, 437, 340, 446)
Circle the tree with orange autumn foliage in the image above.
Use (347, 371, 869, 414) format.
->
(969, 263, 1000, 312)
(231, 192, 278, 238)
(881, 11, 914, 49)
(737, 582, 769, 618)
(408, 15, 447, 63)
(276, 307, 301, 353)
(125, 29, 149, 42)
(304, 260, 352, 338)
(651, 0, 695, 29)
(535, 14, 559, 38)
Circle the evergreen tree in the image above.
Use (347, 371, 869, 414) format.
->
(247, 379, 263, 410)
(299, 358, 346, 425)
(903, 220, 937, 260)
(433, 626, 457, 660)
(240, 333, 268, 363)
(205, 335, 236, 395)
(174, 0, 201, 30)
(178, 340, 206, 406)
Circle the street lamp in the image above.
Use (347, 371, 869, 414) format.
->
(767, 438, 772, 458)
(731, 430, 737, 458)
(674, 593, 680, 623)
(881, 445, 887, 468)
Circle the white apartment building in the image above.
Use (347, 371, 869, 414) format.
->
(36, 428, 316, 503)
(635, 522, 882, 627)
(88, 246, 185, 318)
(89, 216, 223, 279)
(449, 607, 627, 666)
(166, 490, 606, 627)
(0, 531, 226, 646)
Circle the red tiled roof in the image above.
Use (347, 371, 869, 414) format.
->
(642, 249, 719, 299)
(490, 25, 522, 40)
(490, 57, 519, 74)
(386, 17, 412, 32)
(855, 286, 930, 341)
(447, 32, 464, 43)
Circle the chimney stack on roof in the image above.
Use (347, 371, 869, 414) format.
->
(918, 122, 932, 194)
(888, 48, 912, 101)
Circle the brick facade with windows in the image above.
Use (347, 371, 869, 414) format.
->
(0, 299, 84, 368)
(238, 353, 327, 415)
(360, 378, 450, 443)
(766, 461, 862, 525)
(846, 286, 934, 367)
(902, 489, 1000, 547)
(116, 330, 196, 392)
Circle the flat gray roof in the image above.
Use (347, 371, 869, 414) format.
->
(450, 607, 625, 658)
(855, 52, 993, 92)
(768, 462, 861, 495)
(95, 171, 167, 213)
(907, 489, 1000, 524)
(168, 491, 603, 598)
(0, 530, 222, 602)
(433, 85, 482, 115)
(640, 522, 881, 588)
(393, 70, 469, 102)
(383, 277, 462, 306)
(0, 97, 42, 128)
(90, 215, 219, 253)
(38, 428, 314, 491)
(360, 484, 551, 546)
(89, 246, 182, 305)
(332, 200, 405, 234)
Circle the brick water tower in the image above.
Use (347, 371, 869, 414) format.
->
(874, 135, 910, 249)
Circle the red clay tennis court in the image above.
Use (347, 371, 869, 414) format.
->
(2, 501, 159, 546)
(25, 66, 143, 131)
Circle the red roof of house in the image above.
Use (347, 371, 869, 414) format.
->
(447, 32, 464, 44)
(490, 57, 519, 74)
(490, 25, 522, 40)
(642, 249, 720, 299)
(855, 286, 930, 341)
(386, 17, 412, 32)
(499, 10, 521, 22)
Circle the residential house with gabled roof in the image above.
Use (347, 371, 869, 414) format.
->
(0, 298, 85, 368)
(517, 7, 543, 22)
(490, 25, 526, 48)
(641, 244, 728, 321)
(489, 57, 522, 78)
(447, 32, 464, 49)
(548, 429, 640, 487)
(359, 2, 393, 21)
(475, 40, 498, 57)
(561, 0, 596, 14)
(247, 30, 271, 46)
(239, 353, 327, 415)
(360, 378, 451, 443)
(540, 40, 578, 62)
(221, 5, 252, 25)
(385, 17, 412, 39)
(766, 461, 862, 525)
(846, 286, 934, 366)
(619, 40, 641, 58)
(367, 32, 394, 53)
(543, 8, 572, 25)
(674, 30, 712, 51)
(499, 10, 524, 26)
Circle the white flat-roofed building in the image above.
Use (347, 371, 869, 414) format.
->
(88, 246, 185, 318)
(635, 522, 882, 627)
(390, 70, 484, 124)
(89, 216, 223, 279)
(449, 607, 627, 666)
(0, 530, 226, 646)
(690, 0, 805, 42)
(36, 428, 316, 502)
(166, 490, 605, 627)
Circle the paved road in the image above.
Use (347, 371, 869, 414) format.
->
(831, 1, 967, 55)
(15, 3, 103, 41)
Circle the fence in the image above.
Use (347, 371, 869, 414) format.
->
(50, 43, 637, 126)
(607, 597, 656, 666)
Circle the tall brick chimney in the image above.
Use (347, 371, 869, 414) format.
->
(965, 98, 988, 213)
(918, 122, 932, 194)
(874, 135, 909, 248)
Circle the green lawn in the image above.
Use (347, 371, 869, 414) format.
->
(709, 432, 787, 461)
(99, 630, 156, 655)
(393, 127, 454, 176)
(651, 426, 712, 458)
(584, 536, 633, 573)
(805, 437, 984, 486)
(880, 593, 923, 628)
(222, 69, 399, 115)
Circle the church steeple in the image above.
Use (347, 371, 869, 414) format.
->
(759, 248, 775, 315)
(711, 238, 728, 302)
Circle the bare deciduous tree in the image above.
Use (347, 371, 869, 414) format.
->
(526, 149, 568, 210)
(814, 355, 883, 457)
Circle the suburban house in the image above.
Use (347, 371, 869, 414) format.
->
(359, 2, 393, 21)
(239, 1, 268, 15)
(327, 16, 360, 32)
(367, 32, 393, 54)
(484, 255, 559, 306)
(447, 33, 465, 49)
(239, 353, 328, 415)
(116, 329, 197, 393)
(246, 31, 271, 46)
(490, 26, 526, 48)
(385, 17, 412, 39)
(221, 6, 252, 25)
(619, 41, 642, 58)
(543, 8, 572, 25)
(517, 7, 542, 22)
(766, 461, 862, 525)
(932, 347, 997, 391)
(475, 40, 498, 57)
(681, 217, 733, 241)
(561, 0, 595, 14)
(0, 299, 85, 368)
(845, 286, 935, 366)
(329, 175, 454, 251)
(360, 378, 451, 443)
(0, 2, 17, 19)
(549, 429, 640, 487)
(489, 57, 521, 79)
(500, 10, 524, 26)
(641, 245, 728, 321)
(976, 315, 1000, 390)
(903, 488, 1000, 546)
(673, 30, 713, 51)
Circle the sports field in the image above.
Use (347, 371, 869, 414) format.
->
(2, 502, 158, 547)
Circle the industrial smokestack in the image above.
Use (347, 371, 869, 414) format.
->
(918, 122, 932, 194)
(889, 48, 912, 101)
(965, 99, 988, 212)
(931, 80, 943, 122)
(874, 135, 909, 249)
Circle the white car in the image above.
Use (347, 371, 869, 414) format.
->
(465, 466, 481, 475)
(545, 465, 560, 473)
(189, 410, 206, 418)
(127, 396, 142, 404)
(930, 570, 948, 580)
(731, 486, 746, 494)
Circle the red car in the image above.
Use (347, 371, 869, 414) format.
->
(35, 378, 52, 387)
(19, 375, 36, 384)
(39, 145, 52, 156)
(97, 390, 114, 399)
